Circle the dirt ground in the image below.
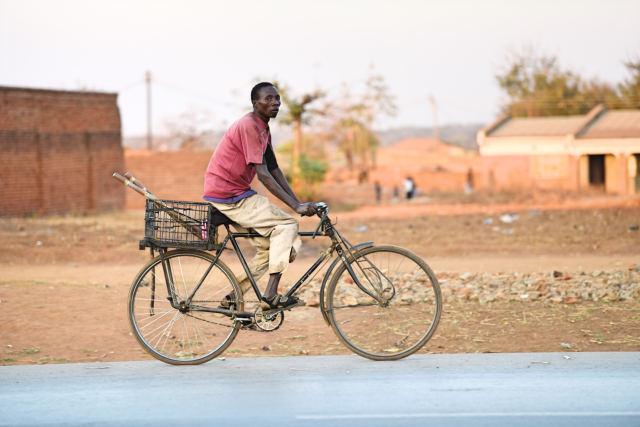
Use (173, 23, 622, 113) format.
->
(1, 196, 639, 365)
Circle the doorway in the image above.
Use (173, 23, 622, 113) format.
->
(635, 154, 640, 193)
(588, 155, 605, 187)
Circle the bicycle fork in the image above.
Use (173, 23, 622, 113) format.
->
(332, 235, 396, 303)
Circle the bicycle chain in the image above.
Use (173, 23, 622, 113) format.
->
(185, 300, 272, 332)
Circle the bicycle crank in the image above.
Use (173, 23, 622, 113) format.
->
(253, 306, 284, 332)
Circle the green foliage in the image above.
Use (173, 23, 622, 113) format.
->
(276, 140, 328, 200)
(496, 47, 624, 117)
(619, 57, 640, 108)
(299, 154, 328, 186)
(19, 347, 41, 356)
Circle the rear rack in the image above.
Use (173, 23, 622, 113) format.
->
(139, 199, 223, 251)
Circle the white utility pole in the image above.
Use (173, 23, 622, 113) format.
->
(146, 71, 152, 151)
(429, 95, 440, 141)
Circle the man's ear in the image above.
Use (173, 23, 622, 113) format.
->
(251, 100, 258, 109)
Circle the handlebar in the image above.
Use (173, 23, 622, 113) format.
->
(312, 202, 329, 239)
(315, 202, 328, 217)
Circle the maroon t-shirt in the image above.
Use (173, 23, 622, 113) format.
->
(204, 113, 271, 199)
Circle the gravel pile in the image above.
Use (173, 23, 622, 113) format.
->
(289, 266, 640, 306)
(436, 267, 640, 304)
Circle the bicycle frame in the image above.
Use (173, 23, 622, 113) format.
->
(155, 210, 393, 319)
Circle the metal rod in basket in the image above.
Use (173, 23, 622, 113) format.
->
(112, 173, 204, 240)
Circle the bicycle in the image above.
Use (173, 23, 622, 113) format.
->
(126, 195, 442, 365)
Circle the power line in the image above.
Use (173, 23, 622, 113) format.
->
(153, 78, 231, 106)
(118, 79, 144, 92)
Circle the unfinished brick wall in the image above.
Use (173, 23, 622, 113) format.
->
(0, 87, 124, 216)
(124, 151, 214, 209)
(124, 151, 276, 210)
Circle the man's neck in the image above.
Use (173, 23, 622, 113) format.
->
(252, 110, 270, 124)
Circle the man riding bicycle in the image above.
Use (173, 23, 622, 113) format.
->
(203, 82, 318, 312)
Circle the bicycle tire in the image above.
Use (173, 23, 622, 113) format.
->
(128, 249, 242, 365)
(326, 245, 442, 361)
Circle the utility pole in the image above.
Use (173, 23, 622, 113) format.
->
(429, 95, 440, 141)
(146, 71, 152, 151)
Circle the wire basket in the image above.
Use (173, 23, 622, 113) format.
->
(140, 199, 221, 250)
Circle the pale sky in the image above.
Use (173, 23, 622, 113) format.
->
(1, 0, 639, 137)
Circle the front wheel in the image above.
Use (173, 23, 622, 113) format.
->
(128, 249, 242, 365)
(326, 245, 442, 360)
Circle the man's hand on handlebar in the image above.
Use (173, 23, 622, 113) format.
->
(294, 202, 319, 217)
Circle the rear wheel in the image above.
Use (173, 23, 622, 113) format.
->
(326, 245, 442, 360)
(128, 249, 242, 365)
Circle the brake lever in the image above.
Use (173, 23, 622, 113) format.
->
(312, 209, 329, 239)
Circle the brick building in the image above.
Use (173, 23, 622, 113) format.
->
(477, 105, 640, 194)
(367, 137, 480, 194)
(0, 86, 125, 216)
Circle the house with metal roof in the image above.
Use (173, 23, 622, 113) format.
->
(477, 105, 640, 195)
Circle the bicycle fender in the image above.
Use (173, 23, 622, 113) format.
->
(319, 241, 374, 327)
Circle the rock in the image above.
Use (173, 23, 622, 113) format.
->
(553, 271, 563, 278)
(342, 296, 358, 307)
(564, 297, 578, 304)
(561, 343, 572, 350)
(455, 288, 472, 300)
(300, 290, 315, 299)
(550, 297, 563, 303)
(441, 288, 453, 296)
(307, 299, 320, 307)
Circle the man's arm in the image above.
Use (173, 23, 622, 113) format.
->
(270, 167, 300, 204)
(254, 164, 317, 216)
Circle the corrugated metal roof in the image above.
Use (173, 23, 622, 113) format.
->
(488, 116, 586, 137)
(578, 110, 640, 139)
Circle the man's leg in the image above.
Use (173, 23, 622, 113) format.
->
(211, 196, 303, 310)
(232, 224, 271, 295)
(262, 222, 301, 299)
(209, 196, 301, 297)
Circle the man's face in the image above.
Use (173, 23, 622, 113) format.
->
(253, 86, 281, 118)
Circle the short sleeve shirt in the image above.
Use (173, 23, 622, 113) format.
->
(204, 112, 273, 199)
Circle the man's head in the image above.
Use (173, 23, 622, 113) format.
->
(251, 82, 281, 121)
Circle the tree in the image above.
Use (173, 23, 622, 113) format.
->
(619, 56, 640, 108)
(275, 137, 328, 200)
(163, 106, 216, 151)
(274, 82, 324, 191)
(496, 46, 620, 117)
(332, 70, 396, 178)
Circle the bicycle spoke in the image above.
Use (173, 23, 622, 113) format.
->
(329, 246, 441, 360)
(129, 251, 240, 364)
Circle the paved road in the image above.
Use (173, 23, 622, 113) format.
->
(1, 352, 639, 427)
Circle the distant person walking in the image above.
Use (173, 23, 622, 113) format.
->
(374, 181, 382, 204)
(465, 167, 474, 195)
(404, 176, 416, 200)
(392, 186, 400, 204)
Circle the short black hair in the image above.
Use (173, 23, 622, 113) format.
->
(251, 82, 275, 102)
